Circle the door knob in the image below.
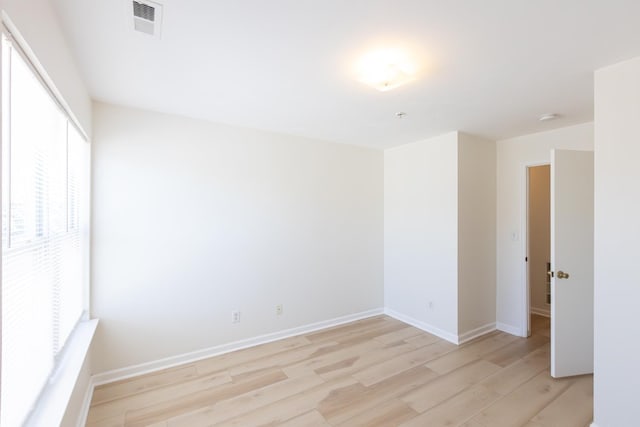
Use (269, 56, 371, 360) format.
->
(557, 270, 570, 279)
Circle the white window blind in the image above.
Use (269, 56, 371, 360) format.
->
(1, 32, 90, 427)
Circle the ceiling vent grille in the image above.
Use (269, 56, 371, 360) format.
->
(133, 1, 155, 21)
(129, 0, 162, 38)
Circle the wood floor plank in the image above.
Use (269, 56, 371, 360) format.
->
(352, 340, 457, 386)
(399, 384, 501, 427)
(425, 332, 518, 374)
(165, 373, 325, 426)
(480, 343, 550, 395)
(305, 316, 400, 343)
(85, 413, 125, 427)
(216, 376, 359, 426)
(194, 335, 311, 375)
(87, 370, 232, 424)
(336, 398, 418, 426)
(226, 340, 340, 377)
(459, 418, 489, 427)
(92, 364, 199, 406)
(401, 359, 501, 412)
(329, 321, 413, 345)
(404, 332, 441, 348)
(319, 365, 440, 425)
(374, 326, 424, 344)
(482, 333, 549, 367)
(316, 341, 416, 380)
(530, 315, 551, 338)
(278, 410, 330, 426)
(529, 374, 593, 427)
(470, 370, 574, 427)
(282, 338, 382, 378)
(124, 369, 287, 426)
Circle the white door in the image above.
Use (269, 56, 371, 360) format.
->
(550, 149, 594, 378)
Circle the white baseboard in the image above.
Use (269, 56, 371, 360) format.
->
(496, 322, 524, 337)
(76, 377, 94, 427)
(384, 308, 459, 344)
(92, 308, 384, 386)
(530, 307, 551, 318)
(458, 322, 497, 344)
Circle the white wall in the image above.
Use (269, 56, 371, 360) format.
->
(384, 133, 459, 338)
(91, 102, 384, 373)
(0, 0, 92, 134)
(593, 56, 640, 427)
(528, 165, 550, 315)
(458, 134, 496, 336)
(496, 123, 593, 334)
(384, 132, 496, 341)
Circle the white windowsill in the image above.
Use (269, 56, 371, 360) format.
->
(24, 318, 98, 427)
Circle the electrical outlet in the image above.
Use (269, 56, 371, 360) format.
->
(276, 304, 283, 316)
(232, 311, 241, 323)
(428, 301, 434, 310)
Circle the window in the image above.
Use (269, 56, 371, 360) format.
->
(1, 31, 90, 426)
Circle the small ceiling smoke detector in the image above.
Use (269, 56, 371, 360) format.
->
(128, 0, 163, 38)
(539, 113, 560, 122)
(396, 112, 407, 119)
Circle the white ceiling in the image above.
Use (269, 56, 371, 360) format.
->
(52, 0, 640, 149)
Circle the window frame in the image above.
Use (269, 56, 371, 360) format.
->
(1, 18, 92, 425)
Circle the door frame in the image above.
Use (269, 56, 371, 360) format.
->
(520, 160, 550, 338)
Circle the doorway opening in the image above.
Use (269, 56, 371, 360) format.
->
(526, 164, 551, 338)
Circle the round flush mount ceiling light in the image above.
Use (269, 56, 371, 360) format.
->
(539, 113, 560, 121)
(355, 47, 421, 92)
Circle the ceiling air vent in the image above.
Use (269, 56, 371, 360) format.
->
(129, 0, 162, 38)
(134, 1, 155, 21)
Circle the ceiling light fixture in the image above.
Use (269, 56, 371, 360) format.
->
(355, 47, 419, 92)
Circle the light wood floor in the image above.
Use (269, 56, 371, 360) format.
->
(86, 314, 592, 427)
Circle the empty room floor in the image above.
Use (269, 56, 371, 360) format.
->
(87, 315, 593, 426)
